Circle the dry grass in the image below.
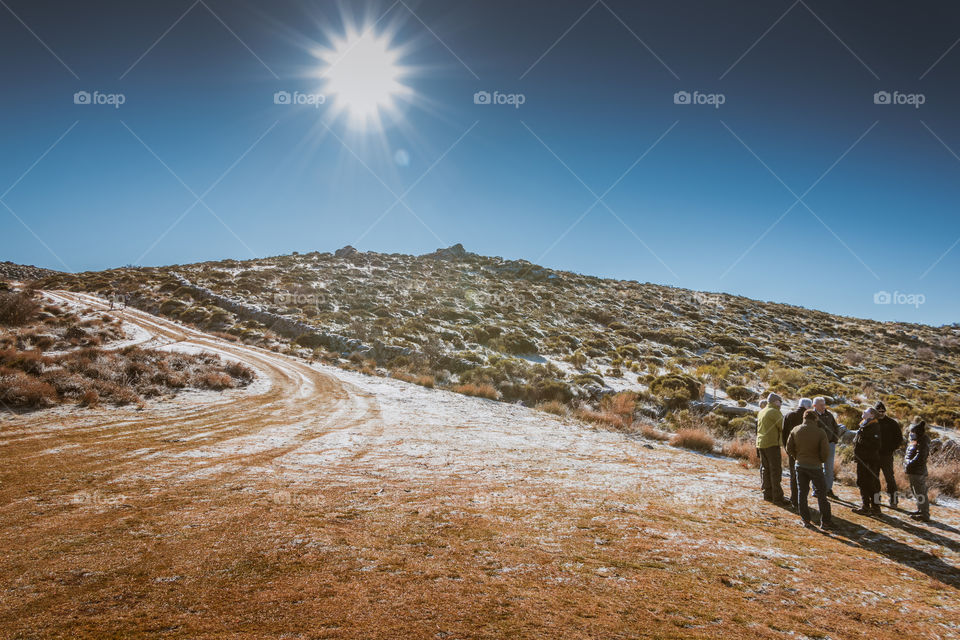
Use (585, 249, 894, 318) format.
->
(722, 438, 760, 467)
(536, 399, 568, 417)
(573, 406, 626, 429)
(670, 428, 716, 453)
(392, 371, 436, 388)
(452, 382, 500, 400)
(640, 423, 671, 441)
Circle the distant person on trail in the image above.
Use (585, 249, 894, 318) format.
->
(757, 393, 788, 506)
(786, 410, 833, 529)
(851, 408, 883, 515)
(812, 397, 842, 500)
(904, 417, 931, 522)
(874, 401, 904, 508)
(783, 398, 813, 509)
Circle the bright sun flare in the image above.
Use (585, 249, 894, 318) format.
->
(320, 29, 409, 128)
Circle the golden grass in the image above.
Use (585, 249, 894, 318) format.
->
(722, 438, 760, 467)
(452, 382, 500, 400)
(670, 428, 716, 453)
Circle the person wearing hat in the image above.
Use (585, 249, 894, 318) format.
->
(782, 398, 813, 509)
(904, 416, 931, 522)
(874, 401, 904, 508)
(786, 409, 833, 529)
(851, 407, 883, 515)
(756, 393, 789, 506)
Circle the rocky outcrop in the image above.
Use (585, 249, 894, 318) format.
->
(334, 245, 359, 258)
(0, 261, 61, 282)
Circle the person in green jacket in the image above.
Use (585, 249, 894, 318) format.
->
(756, 393, 788, 505)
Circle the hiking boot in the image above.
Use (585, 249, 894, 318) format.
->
(774, 499, 794, 509)
(910, 513, 930, 522)
(800, 520, 815, 529)
(852, 507, 871, 515)
(889, 494, 898, 508)
(871, 506, 883, 516)
(820, 520, 835, 530)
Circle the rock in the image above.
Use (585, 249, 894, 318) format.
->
(334, 246, 358, 258)
(425, 243, 471, 260)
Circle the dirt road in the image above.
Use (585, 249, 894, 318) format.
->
(1, 292, 958, 639)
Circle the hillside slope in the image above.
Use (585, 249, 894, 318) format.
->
(35, 245, 960, 431)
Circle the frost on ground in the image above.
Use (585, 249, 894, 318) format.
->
(1, 292, 959, 640)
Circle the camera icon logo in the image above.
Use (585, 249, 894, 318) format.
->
(874, 291, 892, 304)
(874, 91, 891, 105)
(673, 91, 691, 105)
(274, 91, 292, 105)
(74, 91, 91, 105)
(474, 91, 491, 105)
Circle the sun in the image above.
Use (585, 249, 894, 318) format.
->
(319, 28, 411, 129)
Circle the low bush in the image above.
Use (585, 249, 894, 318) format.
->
(722, 439, 759, 467)
(452, 383, 500, 400)
(670, 428, 716, 453)
(0, 292, 39, 326)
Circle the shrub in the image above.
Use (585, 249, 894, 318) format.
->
(536, 400, 568, 417)
(722, 439, 759, 467)
(452, 383, 500, 400)
(640, 424, 671, 441)
(0, 371, 57, 409)
(670, 428, 716, 453)
(725, 385, 756, 402)
(573, 407, 626, 429)
(0, 292, 38, 326)
(392, 371, 435, 388)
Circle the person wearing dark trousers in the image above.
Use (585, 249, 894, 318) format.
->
(786, 410, 833, 529)
(812, 397, 842, 498)
(852, 407, 883, 515)
(904, 416, 931, 522)
(874, 401, 904, 508)
(756, 393, 788, 506)
(782, 398, 812, 509)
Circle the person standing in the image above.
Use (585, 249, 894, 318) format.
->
(904, 417, 931, 522)
(875, 401, 904, 508)
(786, 410, 833, 529)
(812, 397, 842, 499)
(852, 408, 883, 515)
(783, 398, 812, 509)
(757, 393, 788, 505)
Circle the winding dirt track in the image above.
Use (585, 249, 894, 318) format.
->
(2, 292, 959, 640)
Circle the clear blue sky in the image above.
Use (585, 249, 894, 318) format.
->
(1, 0, 958, 325)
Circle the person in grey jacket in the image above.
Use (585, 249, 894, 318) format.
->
(904, 417, 931, 522)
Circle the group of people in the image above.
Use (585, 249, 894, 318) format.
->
(755, 393, 932, 529)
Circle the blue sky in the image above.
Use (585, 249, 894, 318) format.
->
(1, 0, 958, 325)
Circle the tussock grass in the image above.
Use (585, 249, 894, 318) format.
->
(670, 428, 716, 453)
(452, 383, 500, 400)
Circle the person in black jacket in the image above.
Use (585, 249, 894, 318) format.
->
(782, 398, 812, 508)
(852, 407, 883, 515)
(904, 417, 931, 522)
(874, 401, 904, 508)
